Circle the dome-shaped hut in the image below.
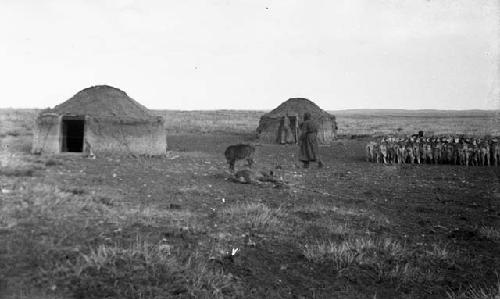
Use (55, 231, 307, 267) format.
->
(32, 85, 166, 155)
(257, 98, 337, 144)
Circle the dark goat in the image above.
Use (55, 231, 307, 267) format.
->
(224, 144, 255, 172)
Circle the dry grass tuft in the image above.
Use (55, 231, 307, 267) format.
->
(303, 240, 358, 270)
(0, 183, 114, 230)
(301, 236, 450, 285)
(41, 238, 241, 298)
(0, 180, 240, 298)
(302, 237, 403, 270)
(0, 153, 40, 177)
(426, 243, 453, 260)
(447, 281, 500, 299)
(124, 206, 203, 231)
(44, 159, 63, 167)
(301, 235, 475, 290)
(0, 168, 35, 177)
(479, 226, 500, 242)
(221, 202, 285, 230)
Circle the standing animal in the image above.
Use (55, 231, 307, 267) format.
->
(445, 142, 454, 164)
(378, 143, 388, 164)
(397, 143, 406, 164)
(422, 143, 433, 164)
(412, 143, 421, 164)
(366, 141, 378, 162)
(470, 143, 480, 166)
(460, 143, 470, 166)
(406, 144, 414, 164)
(491, 141, 500, 166)
(441, 143, 450, 164)
(224, 144, 255, 172)
(450, 141, 460, 165)
(387, 143, 397, 163)
(432, 142, 442, 164)
(479, 142, 490, 166)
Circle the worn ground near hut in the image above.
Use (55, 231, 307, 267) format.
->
(0, 109, 499, 298)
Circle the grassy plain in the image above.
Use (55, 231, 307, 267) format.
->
(0, 108, 499, 298)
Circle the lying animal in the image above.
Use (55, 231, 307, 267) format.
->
(224, 144, 255, 172)
(231, 169, 277, 184)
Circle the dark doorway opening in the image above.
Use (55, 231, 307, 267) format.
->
(61, 117, 85, 152)
(289, 115, 298, 144)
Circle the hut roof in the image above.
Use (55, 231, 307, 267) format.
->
(50, 85, 155, 120)
(263, 98, 334, 120)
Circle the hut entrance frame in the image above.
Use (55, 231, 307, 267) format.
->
(288, 115, 298, 144)
(60, 115, 85, 152)
(278, 114, 299, 144)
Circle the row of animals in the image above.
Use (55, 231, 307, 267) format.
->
(366, 137, 500, 166)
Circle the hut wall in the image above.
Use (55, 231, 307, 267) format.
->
(32, 114, 61, 154)
(257, 117, 281, 143)
(317, 120, 335, 144)
(258, 117, 336, 145)
(85, 118, 166, 155)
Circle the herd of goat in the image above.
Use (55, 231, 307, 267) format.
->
(366, 136, 500, 166)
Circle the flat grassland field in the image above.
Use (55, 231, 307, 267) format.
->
(0, 109, 499, 299)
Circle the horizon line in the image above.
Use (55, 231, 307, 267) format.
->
(1, 107, 499, 112)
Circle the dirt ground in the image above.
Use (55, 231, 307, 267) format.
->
(1, 132, 500, 298)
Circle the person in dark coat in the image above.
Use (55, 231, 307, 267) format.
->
(298, 112, 323, 168)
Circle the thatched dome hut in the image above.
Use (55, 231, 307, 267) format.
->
(32, 85, 166, 155)
(257, 98, 337, 144)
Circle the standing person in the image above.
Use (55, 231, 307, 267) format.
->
(298, 112, 323, 168)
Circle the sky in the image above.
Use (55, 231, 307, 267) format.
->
(0, 0, 498, 110)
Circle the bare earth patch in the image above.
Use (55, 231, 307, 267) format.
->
(0, 109, 499, 298)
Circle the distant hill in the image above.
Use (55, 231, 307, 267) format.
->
(1, 108, 498, 136)
(329, 109, 500, 117)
